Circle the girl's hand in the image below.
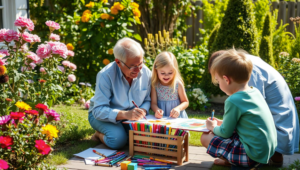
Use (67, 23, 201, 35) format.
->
(206, 118, 218, 131)
(170, 108, 180, 118)
(155, 109, 164, 119)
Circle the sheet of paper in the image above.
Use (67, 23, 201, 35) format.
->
(74, 148, 117, 159)
(84, 157, 97, 165)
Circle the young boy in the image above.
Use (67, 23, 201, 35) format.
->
(201, 49, 277, 168)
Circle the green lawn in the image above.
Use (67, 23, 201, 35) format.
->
(48, 105, 299, 170)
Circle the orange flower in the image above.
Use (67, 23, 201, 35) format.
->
(81, 13, 92, 22)
(110, 6, 119, 15)
(133, 8, 141, 17)
(5, 98, 12, 102)
(66, 43, 74, 51)
(109, 16, 114, 20)
(0, 65, 6, 76)
(100, 22, 105, 28)
(85, 1, 95, 8)
(113, 2, 124, 11)
(83, 10, 92, 15)
(100, 13, 110, 20)
(103, 59, 110, 65)
(75, 20, 80, 25)
(39, 79, 46, 84)
(131, 2, 139, 9)
(108, 49, 113, 55)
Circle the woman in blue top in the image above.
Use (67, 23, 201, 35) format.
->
(207, 50, 299, 166)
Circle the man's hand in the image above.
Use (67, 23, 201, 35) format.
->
(170, 107, 180, 118)
(206, 117, 218, 131)
(155, 109, 164, 119)
(127, 108, 146, 120)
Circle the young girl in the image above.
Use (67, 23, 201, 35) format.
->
(201, 49, 277, 168)
(151, 51, 189, 119)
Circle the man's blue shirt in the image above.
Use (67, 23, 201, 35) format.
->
(89, 61, 152, 124)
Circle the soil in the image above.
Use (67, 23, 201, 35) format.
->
(186, 102, 225, 115)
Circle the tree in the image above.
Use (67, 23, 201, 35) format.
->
(259, 12, 274, 67)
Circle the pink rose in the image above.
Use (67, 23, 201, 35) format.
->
(32, 35, 41, 42)
(67, 50, 74, 57)
(0, 29, 8, 42)
(36, 44, 51, 59)
(40, 67, 46, 73)
(0, 58, 6, 66)
(68, 74, 76, 82)
(69, 63, 77, 71)
(45, 21, 60, 30)
(36, 59, 43, 64)
(4, 30, 18, 42)
(20, 44, 29, 52)
(58, 66, 65, 73)
(26, 52, 40, 63)
(29, 63, 36, 70)
(85, 100, 90, 109)
(49, 33, 60, 41)
(22, 32, 34, 43)
(295, 97, 300, 101)
(14, 17, 34, 31)
(0, 159, 9, 169)
(21, 66, 28, 72)
(49, 42, 68, 58)
(62, 61, 70, 67)
(0, 49, 9, 56)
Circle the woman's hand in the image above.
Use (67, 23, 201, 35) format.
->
(206, 117, 218, 131)
(170, 108, 180, 118)
(155, 109, 164, 119)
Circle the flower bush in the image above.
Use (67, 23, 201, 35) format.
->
(63, 0, 142, 85)
(0, 102, 60, 169)
(187, 88, 210, 111)
(0, 17, 77, 113)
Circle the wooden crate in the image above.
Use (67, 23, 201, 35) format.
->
(129, 130, 189, 165)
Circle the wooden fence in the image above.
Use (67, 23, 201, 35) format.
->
(186, 1, 300, 47)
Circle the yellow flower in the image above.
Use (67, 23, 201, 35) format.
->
(100, 13, 110, 20)
(81, 13, 92, 22)
(0, 65, 6, 76)
(108, 49, 113, 55)
(42, 124, 59, 140)
(15, 101, 32, 111)
(133, 8, 141, 17)
(131, 2, 139, 9)
(103, 59, 110, 65)
(113, 2, 125, 11)
(134, 16, 140, 22)
(83, 9, 92, 15)
(66, 43, 74, 51)
(110, 6, 119, 15)
(101, 0, 108, 3)
(85, 1, 95, 8)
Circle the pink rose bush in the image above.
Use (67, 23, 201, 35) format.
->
(0, 159, 9, 170)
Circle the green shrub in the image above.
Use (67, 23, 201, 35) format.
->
(207, 23, 220, 52)
(253, 0, 270, 34)
(290, 18, 300, 59)
(201, 0, 259, 96)
(259, 12, 274, 67)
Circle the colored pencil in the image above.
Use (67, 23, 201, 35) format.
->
(93, 150, 106, 158)
(132, 100, 147, 120)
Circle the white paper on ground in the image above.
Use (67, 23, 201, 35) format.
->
(74, 148, 117, 159)
(84, 157, 98, 165)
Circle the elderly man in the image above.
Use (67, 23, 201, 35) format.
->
(88, 37, 151, 149)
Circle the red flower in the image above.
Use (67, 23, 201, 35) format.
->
(35, 104, 48, 112)
(35, 140, 51, 155)
(39, 79, 46, 83)
(25, 110, 39, 115)
(10, 112, 25, 120)
(0, 136, 13, 149)
(0, 159, 9, 169)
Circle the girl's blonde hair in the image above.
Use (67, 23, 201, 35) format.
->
(151, 51, 184, 92)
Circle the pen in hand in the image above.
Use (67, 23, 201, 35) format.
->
(132, 100, 147, 120)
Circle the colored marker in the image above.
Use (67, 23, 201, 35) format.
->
(132, 100, 147, 120)
(115, 156, 132, 167)
(144, 166, 172, 170)
(93, 150, 106, 158)
(95, 163, 112, 167)
(211, 109, 215, 120)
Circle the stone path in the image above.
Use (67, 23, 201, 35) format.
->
(58, 144, 300, 170)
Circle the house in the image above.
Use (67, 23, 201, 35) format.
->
(0, 0, 28, 31)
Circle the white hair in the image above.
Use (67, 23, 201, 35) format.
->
(113, 37, 145, 62)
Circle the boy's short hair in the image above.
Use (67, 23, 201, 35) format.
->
(210, 49, 253, 85)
